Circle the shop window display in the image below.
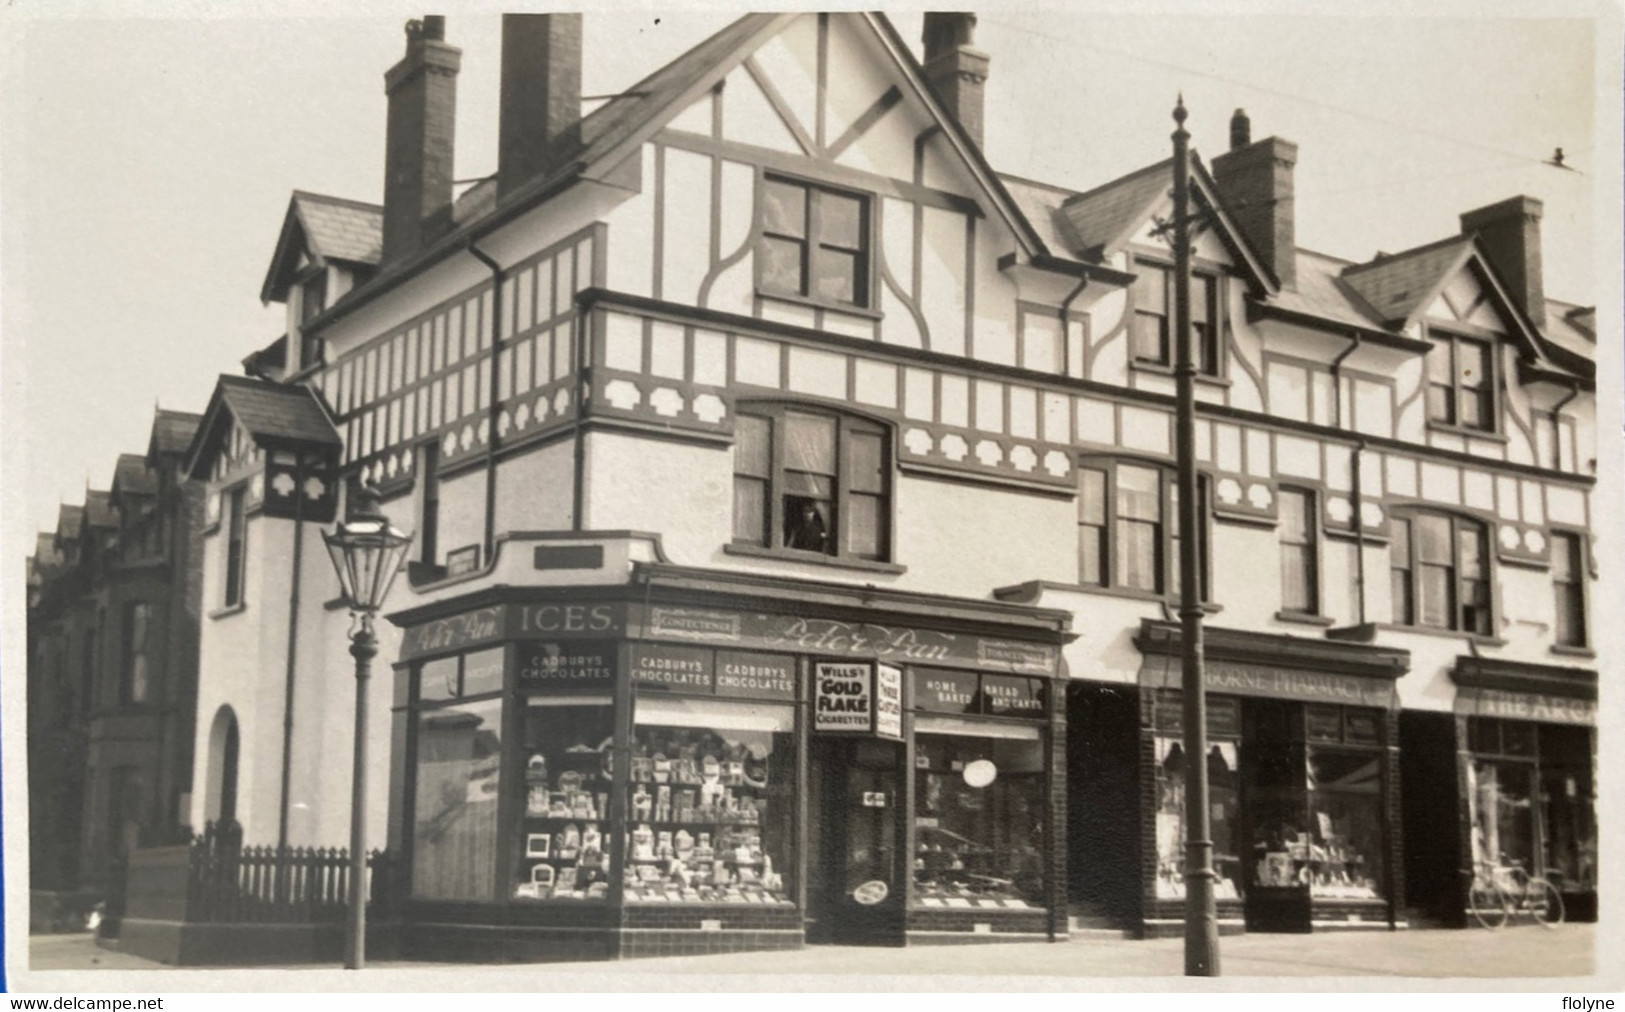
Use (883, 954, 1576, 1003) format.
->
(412, 696, 504, 900)
(1306, 750, 1385, 900)
(624, 698, 795, 905)
(513, 701, 615, 901)
(912, 731, 1045, 908)
(1153, 738, 1242, 900)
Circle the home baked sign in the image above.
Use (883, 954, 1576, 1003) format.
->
(815, 661, 904, 741)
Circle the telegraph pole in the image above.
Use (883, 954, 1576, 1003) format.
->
(1173, 95, 1220, 976)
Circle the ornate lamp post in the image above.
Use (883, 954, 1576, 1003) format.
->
(323, 486, 413, 970)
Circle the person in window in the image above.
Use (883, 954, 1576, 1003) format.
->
(785, 497, 829, 552)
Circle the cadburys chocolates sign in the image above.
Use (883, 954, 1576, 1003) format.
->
(639, 605, 1057, 676)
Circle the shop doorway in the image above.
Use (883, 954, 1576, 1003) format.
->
(805, 737, 906, 945)
(1241, 699, 1312, 933)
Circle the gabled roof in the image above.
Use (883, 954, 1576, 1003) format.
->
(260, 191, 383, 303)
(150, 409, 203, 459)
(56, 504, 85, 542)
(83, 490, 118, 530)
(184, 375, 341, 480)
(1340, 234, 1476, 328)
(998, 174, 1084, 261)
(319, 13, 1051, 328)
(111, 453, 158, 499)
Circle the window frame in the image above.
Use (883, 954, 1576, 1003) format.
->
(122, 601, 153, 705)
(729, 403, 894, 565)
(755, 173, 875, 313)
(1549, 528, 1590, 651)
(1277, 485, 1321, 618)
(1424, 327, 1501, 436)
(1131, 258, 1223, 377)
(1389, 510, 1494, 635)
(223, 486, 247, 609)
(1077, 458, 1211, 601)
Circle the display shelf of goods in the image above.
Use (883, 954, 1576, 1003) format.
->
(514, 745, 613, 900)
(912, 823, 1037, 909)
(621, 737, 789, 905)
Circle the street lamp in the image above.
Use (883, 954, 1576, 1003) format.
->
(323, 485, 413, 970)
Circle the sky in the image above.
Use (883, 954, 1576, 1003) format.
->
(0, 1, 1614, 561)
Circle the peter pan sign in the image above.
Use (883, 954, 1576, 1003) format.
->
(639, 606, 1058, 676)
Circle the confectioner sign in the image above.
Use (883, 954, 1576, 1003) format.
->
(638, 605, 1057, 675)
(914, 669, 1047, 718)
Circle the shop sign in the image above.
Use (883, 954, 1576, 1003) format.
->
(400, 606, 506, 659)
(1144, 658, 1395, 709)
(983, 674, 1046, 716)
(1466, 688, 1595, 726)
(875, 664, 904, 740)
(814, 662, 873, 732)
(401, 603, 624, 660)
(516, 642, 615, 689)
(915, 670, 980, 714)
(629, 644, 714, 691)
(715, 651, 796, 701)
(639, 605, 1059, 675)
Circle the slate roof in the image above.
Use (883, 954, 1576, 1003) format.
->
(1339, 235, 1475, 327)
(1543, 299, 1595, 361)
(83, 490, 118, 530)
(293, 191, 383, 266)
(57, 504, 85, 541)
(216, 376, 342, 448)
(151, 409, 203, 457)
(1059, 160, 1175, 257)
(998, 174, 1084, 259)
(1269, 248, 1387, 331)
(112, 453, 158, 498)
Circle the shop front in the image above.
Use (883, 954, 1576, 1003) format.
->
(1069, 621, 1408, 937)
(385, 563, 1071, 962)
(1452, 658, 1597, 923)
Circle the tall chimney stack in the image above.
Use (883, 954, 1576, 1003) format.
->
(1460, 195, 1545, 326)
(382, 16, 461, 265)
(499, 14, 583, 203)
(922, 13, 990, 150)
(1211, 127, 1297, 290)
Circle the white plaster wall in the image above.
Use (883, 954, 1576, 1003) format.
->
(602, 146, 658, 299)
(436, 468, 488, 561)
(582, 431, 732, 562)
(891, 474, 1075, 597)
(494, 440, 575, 535)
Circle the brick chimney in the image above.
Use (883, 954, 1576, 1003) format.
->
(382, 16, 461, 265)
(1211, 115, 1297, 290)
(499, 14, 583, 203)
(1460, 195, 1545, 326)
(922, 13, 990, 150)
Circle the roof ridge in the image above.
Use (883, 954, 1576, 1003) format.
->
(1063, 157, 1174, 207)
(291, 190, 383, 213)
(1342, 232, 1471, 275)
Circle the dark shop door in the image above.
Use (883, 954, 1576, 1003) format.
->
(805, 737, 906, 945)
(1242, 699, 1312, 933)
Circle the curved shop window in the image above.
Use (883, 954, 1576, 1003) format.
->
(625, 696, 797, 905)
(912, 717, 1046, 910)
(410, 647, 504, 900)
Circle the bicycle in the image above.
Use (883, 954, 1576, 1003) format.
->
(1463, 858, 1565, 929)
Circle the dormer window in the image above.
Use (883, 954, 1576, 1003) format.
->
(758, 176, 872, 310)
(1426, 329, 1497, 433)
(1132, 260, 1220, 375)
(301, 270, 328, 324)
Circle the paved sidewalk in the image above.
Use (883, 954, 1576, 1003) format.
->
(24, 921, 1600, 986)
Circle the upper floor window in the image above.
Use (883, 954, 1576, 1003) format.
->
(223, 487, 247, 608)
(419, 441, 441, 567)
(1078, 460, 1208, 598)
(123, 602, 152, 704)
(1550, 531, 1588, 649)
(732, 406, 889, 562)
(1133, 261, 1219, 375)
(300, 270, 327, 324)
(758, 176, 871, 309)
(1278, 486, 1320, 615)
(1426, 330, 1496, 432)
(1390, 512, 1490, 634)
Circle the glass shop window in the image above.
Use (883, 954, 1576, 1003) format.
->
(1153, 737, 1242, 901)
(1306, 749, 1386, 902)
(624, 697, 796, 905)
(513, 700, 615, 902)
(912, 724, 1045, 909)
(411, 696, 503, 901)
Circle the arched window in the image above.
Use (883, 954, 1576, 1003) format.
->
(206, 706, 241, 826)
(732, 405, 890, 562)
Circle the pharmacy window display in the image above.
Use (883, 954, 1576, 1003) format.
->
(624, 697, 796, 905)
(912, 729, 1046, 909)
(1150, 691, 1242, 901)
